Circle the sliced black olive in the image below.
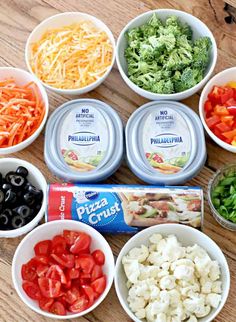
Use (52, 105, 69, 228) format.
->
(14, 205, 31, 218)
(0, 173, 3, 185)
(10, 175, 25, 189)
(2, 183, 12, 191)
(12, 215, 25, 229)
(16, 166, 28, 178)
(5, 171, 16, 183)
(0, 190, 4, 204)
(27, 184, 43, 199)
(23, 192, 35, 206)
(5, 189, 17, 204)
(3, 208, 13, 218)
(0, 213, 9, 229)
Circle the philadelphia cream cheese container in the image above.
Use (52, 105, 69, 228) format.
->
(44, 99, 123, 182)
(126, 101, 206, 185)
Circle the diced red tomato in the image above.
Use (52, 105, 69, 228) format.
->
(70, 233, 91, 254)
(92, 250, 105, 266)
(39, 298, 54, 311)
(208, 86, 224, 104)
(51, 254, 75, 268)
(75, 254, 95, 274)
(22, 281, 42, 300)
(68, 296, 89, 313)
(34, 255, 49, 265)
(21, 259, 37, 282)
(38, 277, 61, 298)
(220, 87, 234, 104)
(49, 301, 66, 316)
(214, 105, 229, 116)
(65, 286, 80, 305)
(91, 276, 106, 295)
(63, 230, 80, 245)
(91, 265, 103, 282)
(46, 265, 67, 284)
(225, 98, 236, 107)
(206, 115, 221, 129)
(81, 285, 96, 306)
(34, 240, 52, 256)
(51, 235, 67, 254)
(36, 264, 49, 277)
(66, 268, 80, 280)
(21, 230, 106, 315)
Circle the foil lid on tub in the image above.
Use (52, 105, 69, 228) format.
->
(126, 101, 206, 185)
(46, 183, 203, 233)
(44, 99, 123, 182)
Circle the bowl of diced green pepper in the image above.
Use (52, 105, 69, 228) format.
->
(208, 164, 236, 231)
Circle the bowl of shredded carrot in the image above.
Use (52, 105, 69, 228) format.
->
(25, 12, 115, 95)
(0, 67, 49, 154)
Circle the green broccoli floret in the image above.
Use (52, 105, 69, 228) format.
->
(124, 14, 212, 94)
(174, 67, 204, 92)
(192, 37, 211, 69)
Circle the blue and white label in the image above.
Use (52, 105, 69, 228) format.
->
(142, 108, 191, 174)
(60, 106, 108, 172)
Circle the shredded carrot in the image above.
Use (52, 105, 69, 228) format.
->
(0, 78, 45, 148)
(29, 22, 113, 90)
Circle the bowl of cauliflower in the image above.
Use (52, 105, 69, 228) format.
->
(114, 224, 230, 322)
(116, 9, 217, 101)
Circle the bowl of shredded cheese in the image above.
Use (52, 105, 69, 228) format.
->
(25, 12, 115, 95)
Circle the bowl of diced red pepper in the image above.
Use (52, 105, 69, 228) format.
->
(12, 220, 114, 319)
(199, 67, 236, 152)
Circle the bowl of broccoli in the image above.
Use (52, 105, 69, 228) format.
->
(116, 9, 217, 101)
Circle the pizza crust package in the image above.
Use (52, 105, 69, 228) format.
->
(46, 184, 203, 233)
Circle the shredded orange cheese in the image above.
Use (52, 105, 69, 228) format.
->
(30, 22, 113, 89)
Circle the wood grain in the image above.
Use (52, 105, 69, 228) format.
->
(0, 0, 236, 321)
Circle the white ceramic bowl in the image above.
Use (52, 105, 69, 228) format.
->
(115, 224, 230, 322)
(25, 12, 116, 95)
(199, 67, 236, 153)
(116, 9, 217, 101)
(12, 220, 115, 319)
(0, 158, 47, 238)
(0, 67, 49, 155)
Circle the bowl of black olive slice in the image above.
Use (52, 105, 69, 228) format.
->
(0, 158, 47, 238)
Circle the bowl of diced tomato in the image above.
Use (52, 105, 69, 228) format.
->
(199, 67, 236, 153)
(12, 220, 114, 319)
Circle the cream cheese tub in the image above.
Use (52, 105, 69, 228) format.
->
(126, 101, 206, 185)
(44, 99, 123, 182)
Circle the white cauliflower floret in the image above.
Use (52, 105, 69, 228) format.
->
(139, 265, 160, 280)
(181, 283, 200, 297)
(186, 244, 209, 261)
(170, 258, 194, 271)
(209, 261, 221, 281)
(157, 270, 169, 279)
(126, 245, 149, 263)
(212, 281, 222, 293)
(149, 244, 157, 252)
(128, 280, 150, 300)
(206, 293, 221, 308)
(183, 293, 205, 314)
(195, 305, 211, 318)
(186, 315, 197, 322)
(149, 284, 160, 300)
(168, 289, 181, 308)
(123, 260, 141, 283)
(128, 296, 146, 312)
(155, 312, 167, 322)
(149, 233, 163, 244)
(156, 238, 167, 252)
(170, 305, 186, 320)
(160, 275, 176, 290)
(200, 277, 212, 294)
(161, 262, 171, 271)
(135, 308, 146, 319)
(162, 235, 185, 262)
(173, 265, 194, 281)
(148, 251, 165, 266)
(194, 255, 212, 276)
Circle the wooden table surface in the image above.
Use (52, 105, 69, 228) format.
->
(0, 0, 235, 321)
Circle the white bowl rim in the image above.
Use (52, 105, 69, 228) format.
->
(25, 11, 116, 94)
(0, 158, 47, 238)
(199, 66, 236, 152)
(114, 223, 230, 322)
(116, 8, 218, 99)
(0, 67, 49, 154)
(12, 219, 115, 319)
